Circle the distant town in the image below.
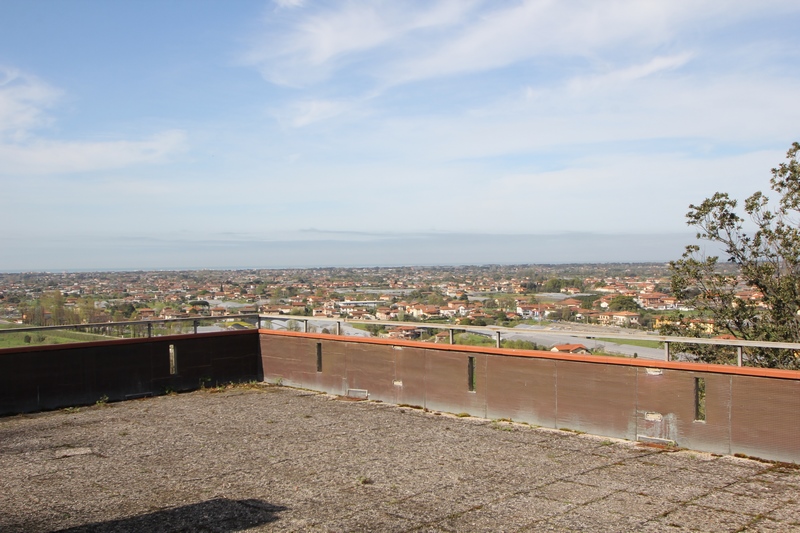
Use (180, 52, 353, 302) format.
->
(0, 263, 752, 345)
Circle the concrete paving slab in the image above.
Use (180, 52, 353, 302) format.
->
(1, 384, 798, 532)
(653, 504, 755, 532)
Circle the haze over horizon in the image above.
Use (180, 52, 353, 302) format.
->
(2, 1, 798, 271)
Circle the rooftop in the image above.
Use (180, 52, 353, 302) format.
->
(1, 385, 798, 532)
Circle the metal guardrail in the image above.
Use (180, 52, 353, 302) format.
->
(256, 315, 800, 366)
(0, 314, 261, 339)
(3, 313, 800, 367)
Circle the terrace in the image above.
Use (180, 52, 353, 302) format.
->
(2, 385, 799, 532)
(0, 321, 799, 530)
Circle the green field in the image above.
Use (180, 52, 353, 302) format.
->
(597, 337, 663, 349)
(454, 333, 495, 347)
(0, 329, 117, 349)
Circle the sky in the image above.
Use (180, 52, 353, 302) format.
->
(2, 0, 799, 271)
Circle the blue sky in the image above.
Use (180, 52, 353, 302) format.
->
(2, 0, 799, 270)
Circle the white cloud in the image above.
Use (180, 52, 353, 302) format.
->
(279, 98, 351, 127)
(0, 67, 60, 141)
(566, 54, 694, 93)
(466, 149, 786, 234)
(381, 1, 708, 88)
(0, 129, 188, 176)
(244, 0, 475, 87)
(246, 0, 800, 93)
(0, 67, 188, 176)
(273, 0, 304, 9)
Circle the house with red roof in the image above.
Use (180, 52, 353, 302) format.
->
(551, 343, 590, 354)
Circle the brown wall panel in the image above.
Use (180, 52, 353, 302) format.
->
(485, 355, 557, 427)
(635, 369, 731, 455)
(0, 331, 260, 415)
(315, 339, 348, 395)
(260, 336, 347, 395)
(730, 376, 800, 463)
(260, 335, 313, 380)
(423, 349, 487, 417)
(393, 346, 428, 407)
(257, 333, 800, 461)
(344, 343, 396, 400)
(180, 334, 260, 388)
(555, 360, 638, 440)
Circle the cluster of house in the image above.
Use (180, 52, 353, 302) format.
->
(271, 292, 675, 327)
(4, 266, 769, 338)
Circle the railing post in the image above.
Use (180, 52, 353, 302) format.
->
(496, 331, 501, 348)
(147, 322, 152, 338)
(664, 341, 670, 362)
(303, 320, 308, 333)
(336, 321, 342, 336)
(257, 316, 262, 329)
(449, 328, 454, 345)
(737, 346, 743, 367)
(193, 320, 198, 335)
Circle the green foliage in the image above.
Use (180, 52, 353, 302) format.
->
(669, 143, 800, 368)
(573, 294, 599, 308)
(607, 295, 640, 312)
(551, 307, 573, 321)
(453, 333, 494, 346)
(501, 339, 544, 351)
(351, 323, 387, 336)
(596, 337, 662, 349)
(0, 329, 111, 349)
(110, 303, 136, 320)
(542, 278, 584, 293)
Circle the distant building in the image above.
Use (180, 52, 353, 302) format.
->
(551, 343, 590, 354)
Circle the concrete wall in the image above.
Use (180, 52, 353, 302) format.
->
(0, 330, 260, 415)
(260, 330, 800, 463)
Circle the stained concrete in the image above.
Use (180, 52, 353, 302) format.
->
(0, 384, 798, 532)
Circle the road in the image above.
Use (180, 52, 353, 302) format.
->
(505, 324, 664, 360)
(265, 317, 664, 360)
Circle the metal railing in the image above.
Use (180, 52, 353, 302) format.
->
(256, 315, 800, 367)
(0, 314, 261, 343)
(3, 313, 800, 368)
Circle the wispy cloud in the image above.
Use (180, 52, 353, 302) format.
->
(566, 53, 694, 93)
(244, 0, 475, 87)
(277, 98, 352, 127)
(273, 0, 304, 9)
(0, 67, 188, 176)
(244, 1, 696, 90)
(247, 1, 800, 94)
(0, 67, 60, 141)
(0, 130, 188, 175)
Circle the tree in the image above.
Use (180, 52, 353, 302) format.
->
(607, 295, 639, 312)
(669, 142, 800, 368)
(554, 307, 573, 321)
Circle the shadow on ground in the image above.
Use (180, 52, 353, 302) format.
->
(50, 498, 287, 533)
